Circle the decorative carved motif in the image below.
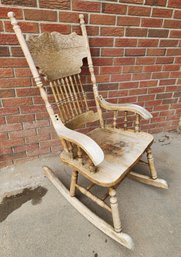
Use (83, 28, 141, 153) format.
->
(27, 32, 87, 80)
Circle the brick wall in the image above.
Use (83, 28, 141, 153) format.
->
(0, 0, 181, 168)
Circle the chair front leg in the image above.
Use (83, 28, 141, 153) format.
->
(70, 170, 78, 197)
(109, 188, 122, 233)
(146, 147, 157, 180)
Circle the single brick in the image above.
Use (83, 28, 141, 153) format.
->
(128, 6, 151, 16)
(125, 48, 145, 56)
(0, 34, 18, 45)
(111, 74, 132, 82)
(136, 57, 155, 65)
(114, 57, 135, 65)
(93, 57, 113, 66)
(39, 0, 70, 9)
(11, 47, 24, 57)
(160, 40, 178, 47)
(1, 0, 37, 7)
(90, 14, 115, 25)
(148, 29, 169, 38)
(156, 57, 174, 64)
(15, 68, 31, 77)
(145, 0, 167, 6)
(123, 65, 143, 73)
(117, 16, 140, 26)
(152, 8, 172, 18)
(170, 30, 181, 38)
(115, 38, 137, 47)
(142, 18, 162, 27)
(163, 64, 180, 71)
(133, 73, 151, 80)
(0, 78, 31, 88)
(3, 98, 32, 107)
(102, 3, 127, 15)
(147, 48, 166, 56)
(0, 89, 15, 98)
(16, 87, 39, 97)
(6, 114, 35, 124)
(174, 10, 181, 19)
(0, 123, 22, 132)
(152, 72, 169, 79)
(168, 0, 181, 8)
(89, 38, 113, 47)
(40, 24, 71, 33)
(101, 48, 124, 57)
(120, 0, 143, 3)
(167, 48, 181, 56)
(164, 20, 181, 29)
(143, 65, 161, 72)
(72, 0, 100, 12)
(0, 68, 13, 78)
(24, 9, 57, 21)
(138, 39, 159, 47)
(0, 47, 10, 57)
(100, 27, 124, 37)
(126, 28, 147, 37)
(100, 66, 122, 74)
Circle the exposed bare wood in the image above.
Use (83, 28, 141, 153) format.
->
(69, 76, 81, 114)
(27, 32, 87, 81)
(77, 74, 89, 111)
(70, 170, 78, 197)
(43, 166, 134, 249)
(98, 96, 152, 120)
(124, 111, 128, 130)
(61, 78, 74, 118)
(109, 188, 122, 232)
(65, 110, 99, 130)
(9, 11, 168, 249)
(79, 14, 104, 128)
(86, 182, 95, 191)
(50, 81, 65, 122)
(65, 76, 78, 117)
(76, 183, 111, 212)
(113, 111, 118, 129)
(73, 74, 85, 111)
(135, 114, 140, 132)
(146, 147, 158, 179)
(128, 172, 168, 189)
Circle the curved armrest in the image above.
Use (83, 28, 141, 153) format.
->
(98, 96, 152, 120)
(51, 114, 104, 166)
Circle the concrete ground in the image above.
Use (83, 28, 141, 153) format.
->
(0, 132, 181, 257)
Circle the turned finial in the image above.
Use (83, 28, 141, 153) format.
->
(79, 14, 85, 24)
(7, 12, 18, 25)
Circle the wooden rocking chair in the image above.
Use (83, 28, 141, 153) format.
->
(8, 12, 168, 249)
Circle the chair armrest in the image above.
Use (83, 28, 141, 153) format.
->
(51, 114, 104, 166)
(98, 96, 152, 120)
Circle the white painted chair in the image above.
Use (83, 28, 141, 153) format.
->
(8, 12, 168, 249)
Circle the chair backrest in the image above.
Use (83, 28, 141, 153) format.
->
(8, 12, 104, 130)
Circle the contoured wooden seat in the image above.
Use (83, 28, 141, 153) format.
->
(8, 12, 168, 249)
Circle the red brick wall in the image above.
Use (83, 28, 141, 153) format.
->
(0, 0, 181, 168)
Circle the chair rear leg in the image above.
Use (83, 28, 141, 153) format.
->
(146, 147, 157, 180)
(109, 188, 122, 233)
(70, 170, 78, 196)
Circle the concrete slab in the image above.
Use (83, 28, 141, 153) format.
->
(0, 132, 181, 257)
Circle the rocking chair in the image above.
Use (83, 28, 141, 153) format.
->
(8, 12, 168, 249)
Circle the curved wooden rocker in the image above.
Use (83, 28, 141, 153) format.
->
(8, 12, 168, 249)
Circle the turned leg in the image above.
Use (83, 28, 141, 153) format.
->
(70, 170, 78, 197)
(109, 188, 122, 233)
(146, 147, 158, 180)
